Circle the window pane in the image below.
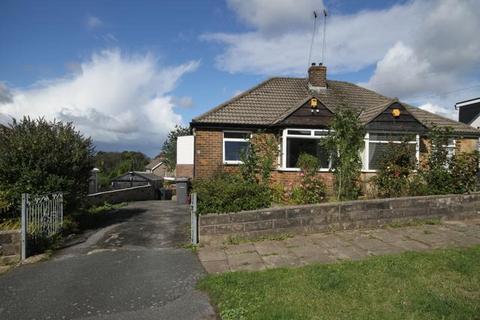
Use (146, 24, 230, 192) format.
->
(369, 142, 416, 170)
(369, 133, 415, 142)
(225, 141, 249, 161)
(224, 132, 249, 139)
(314, 131, 328, 137)
(287, 138, 329, 169)
(287, 130, 311, 136)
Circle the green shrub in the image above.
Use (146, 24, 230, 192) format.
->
(0, 117, 94, 214)
(419, 126, 454, 195)
(373, 140, 421, 198)
(450, 151, 479, 193)
(292, 153, 326, 204)
(193, 172, 271, 214)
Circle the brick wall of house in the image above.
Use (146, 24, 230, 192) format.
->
(176, 164, 194, 178)
(193, 129, 479, 192)
(458, 138, 478, 153)
(194, 129, 223, 179)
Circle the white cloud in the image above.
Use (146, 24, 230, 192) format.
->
(359, 41, 454, 99)
(204, 0, 428, 75)
(85, 15, 103, 29)
(0, 49, 199, 155)
(0, 82, 13, 104)
(205, 0, 480, 119)
(171, 96, 193, 108)
(227, 0, 324, 33)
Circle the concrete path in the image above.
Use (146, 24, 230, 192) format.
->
(0, 201, 216, 320)
(198, 219, 480, 273)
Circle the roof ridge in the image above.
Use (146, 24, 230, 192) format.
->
(192, 77, 277, 122)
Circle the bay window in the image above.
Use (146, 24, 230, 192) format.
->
(364, 132, 419, 171)
(223, 131, 250, 164)
(281, 129, 330, 170)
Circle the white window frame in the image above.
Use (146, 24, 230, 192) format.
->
(363, 132, 420, 172)
(223, 130, 251, 165)
(279, 128, 331, 171)
(445, 138, 456, 160)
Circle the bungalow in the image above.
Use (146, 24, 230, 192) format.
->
(187, 64, 480, 189)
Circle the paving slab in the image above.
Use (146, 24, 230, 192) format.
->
(201, 260, 230, 274)
(197, 219, 480, 274)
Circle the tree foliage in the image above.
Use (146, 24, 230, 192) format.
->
(324, 107, 365, 200)
(0, 117, 95, 213)
(161, 125, 191, 171)
(419, 126, 453, 194)
(372, 140, 420, 198)
(292, 153, 326, 204)
(240, 132, 278, 185)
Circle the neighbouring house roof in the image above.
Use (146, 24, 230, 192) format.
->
(145, 157, 164, 171)
(192, 77, 480, 136)
(455, 97, 480, 125)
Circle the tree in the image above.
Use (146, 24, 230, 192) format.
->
(324, 106, 365, 201)
(0, 117, 94, 213)
(161, 125, 191, 171)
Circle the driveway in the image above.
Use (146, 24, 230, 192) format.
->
(0, 201, 216, 320)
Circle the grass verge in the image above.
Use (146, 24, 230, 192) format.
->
(198, 245, 480, 320)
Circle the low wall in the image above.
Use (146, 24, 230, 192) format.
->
(199, 193, 480, 242)
(87, 185, 156, 206)
(0, 230, 20, 265)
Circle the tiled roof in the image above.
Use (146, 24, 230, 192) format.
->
(145, 157, 163, 170)
(192, 77, 480, 135)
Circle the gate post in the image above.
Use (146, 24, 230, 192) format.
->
(21, 193, 28, 261)
(190, 192, 198, 244)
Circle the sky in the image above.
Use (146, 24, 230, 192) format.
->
(1, 0, 479, 157)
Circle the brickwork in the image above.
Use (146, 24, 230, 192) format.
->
(199, 193, 480, 242)
(193, 129, 479, 194)
(308, 65, 327, 88)
(457, 138, 478, 153)
(194, 129, 223, 179)
(176, 164, 194, 178)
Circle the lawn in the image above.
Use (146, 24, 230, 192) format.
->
(198, 246, 480, 320)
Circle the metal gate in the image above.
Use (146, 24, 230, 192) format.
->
(21, 192, 63, 260)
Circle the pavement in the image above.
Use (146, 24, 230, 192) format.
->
(198, 218, 480, 273)
(0, 200, 216, 320)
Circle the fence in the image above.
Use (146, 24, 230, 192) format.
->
(21, 192, 63, 260)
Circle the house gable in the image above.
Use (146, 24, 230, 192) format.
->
(277, 97, 334, 128)
(366, 102, 426, 132)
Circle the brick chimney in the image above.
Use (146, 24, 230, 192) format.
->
(308, 63, 327, 91)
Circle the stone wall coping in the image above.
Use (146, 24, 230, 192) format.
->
(0, 230, 20, 235)
(87, 185, 152, 197)
(200, 192, 480, 220)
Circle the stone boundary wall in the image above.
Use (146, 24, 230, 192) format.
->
(87, 185, 156, 206)
(0, 230, 20, 265)
(199, 193, 480, 242)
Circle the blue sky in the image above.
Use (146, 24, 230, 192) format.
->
(1, 0, 479, 156)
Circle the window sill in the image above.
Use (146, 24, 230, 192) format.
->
(276, 168, 331, 172)
(224, 161, 242, 165)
